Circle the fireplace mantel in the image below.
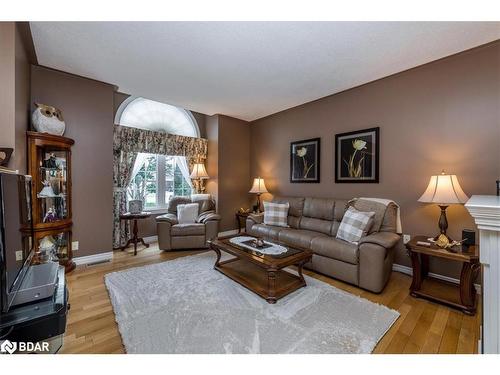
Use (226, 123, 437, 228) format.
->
(465, 195, 500, 354)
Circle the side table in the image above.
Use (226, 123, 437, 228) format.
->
(119, 212, 152, 255)
(235, 212, 250, 233)
(405, 235, 480, 315)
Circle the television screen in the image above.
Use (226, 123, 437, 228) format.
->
(0, 172, 34, 312)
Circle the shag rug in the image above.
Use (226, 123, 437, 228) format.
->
(104, 252, 399, 354)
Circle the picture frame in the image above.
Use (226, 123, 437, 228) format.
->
(335, 127, 379, 183)
(290, 138, 320, 183)
(0, 148, 13, 167)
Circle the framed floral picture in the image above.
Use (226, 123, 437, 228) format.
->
(290, 138, 320, 183)
(335, 127, 379, 183)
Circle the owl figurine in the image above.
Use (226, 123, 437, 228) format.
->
(32, 103, 66, 136)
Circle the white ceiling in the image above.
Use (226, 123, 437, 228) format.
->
(31, 22, 500, 121)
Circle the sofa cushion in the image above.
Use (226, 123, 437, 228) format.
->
(380, 202, 398, 233)
(350, 199, 387, 233)
(278, 229, 328, 249)
(263, 201, 290, 227)
(303, 197, 335, 220)
(311, 237, 359, 265)
(171, 223, 205, 236)
(331, 199, 349, 236)
(250, 223, 284, 241)
(299, 217, 333, 236)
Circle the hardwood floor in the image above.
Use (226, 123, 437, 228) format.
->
(60, 243, 481, 354)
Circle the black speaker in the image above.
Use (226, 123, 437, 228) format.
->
(462, 229, 476, 246)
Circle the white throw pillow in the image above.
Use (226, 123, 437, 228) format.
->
(263, 201, 290, 228)
(177, 203, 199, 224)
(336, 206, 375, 244)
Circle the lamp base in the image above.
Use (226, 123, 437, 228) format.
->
(432, 205, 454, 245)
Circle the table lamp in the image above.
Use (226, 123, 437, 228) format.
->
(190, 162, 209, 194)
(249, 177, 268, 213)
(418, 171, 469, 241)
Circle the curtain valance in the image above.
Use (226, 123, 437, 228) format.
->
(113, 124, 208, 160)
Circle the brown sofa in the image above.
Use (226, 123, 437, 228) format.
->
(156, 196, 221, 251)
(246, 196, 401, 293)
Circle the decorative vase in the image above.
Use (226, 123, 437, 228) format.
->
(32, 103, 66, 136)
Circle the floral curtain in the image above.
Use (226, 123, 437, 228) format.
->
(113, 150, 137, 249)
(112, 125, 208, 248)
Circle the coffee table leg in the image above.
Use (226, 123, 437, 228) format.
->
(297, 258, 308, 285)
(267, 269, 277, 304)
(211, 245, 222, 268)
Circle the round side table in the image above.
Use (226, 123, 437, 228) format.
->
(119, 212, 151, 256)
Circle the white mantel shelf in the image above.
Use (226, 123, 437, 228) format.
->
(465, 195, 500, 354)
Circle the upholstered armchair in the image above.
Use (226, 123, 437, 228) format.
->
(156, 196, 221, 251)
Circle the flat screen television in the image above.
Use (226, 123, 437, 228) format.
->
(0, 171, 34, 313)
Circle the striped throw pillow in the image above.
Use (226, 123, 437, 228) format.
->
(336, 206, 375, 244)
(263, 201, 290, 228)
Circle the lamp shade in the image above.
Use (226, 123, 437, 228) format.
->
(249, 177, 268, 194)
(190, 163, 209, 179)
(418, 172, 469, 204)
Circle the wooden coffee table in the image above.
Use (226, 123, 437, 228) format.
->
(208, 236, 312, 304)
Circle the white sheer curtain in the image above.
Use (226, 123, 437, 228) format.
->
(175, 156, 193, 188)
(130, 152, 149, 183)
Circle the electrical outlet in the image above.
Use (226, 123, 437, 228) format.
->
(15, 250, 23, 261)
(403, 234, 411, 244)
(72, 241, 79, 251)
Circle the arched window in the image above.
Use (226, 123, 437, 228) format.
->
(116, 97, 198, 209)
(116, 97, 199, 137)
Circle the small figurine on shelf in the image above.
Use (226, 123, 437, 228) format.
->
(43, 206, 57, 223)
(38, 180, 56, 198)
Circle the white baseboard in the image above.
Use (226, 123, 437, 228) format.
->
(74, 251, 113, 266)
(143, 235, 158, 244)
(392, 263, 481, 294)
(218, 229, 239, 237)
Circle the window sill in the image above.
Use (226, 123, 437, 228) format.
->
(146, 207, 169, 214)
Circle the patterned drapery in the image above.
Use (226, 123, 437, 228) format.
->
(112, 125, 208, 248)
(112, 150, 137, 249)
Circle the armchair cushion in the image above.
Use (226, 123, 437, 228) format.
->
(171, 223, 205, 236)
(156, 213, 178, 225)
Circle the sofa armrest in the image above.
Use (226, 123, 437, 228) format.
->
(197, 211, 221, 223)
(359, 232, 400, 249)
(156, 213, 178, 225)
(247, 213, 264, 224)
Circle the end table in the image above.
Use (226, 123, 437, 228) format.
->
(235, 212, 250, 233)
(119, 212, 151, 255)
(405, 235, 480, 315)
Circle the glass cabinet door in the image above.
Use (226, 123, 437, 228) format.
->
(36, 148, 69, 224)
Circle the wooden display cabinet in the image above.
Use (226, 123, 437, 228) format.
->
(27, 131, 75, 272)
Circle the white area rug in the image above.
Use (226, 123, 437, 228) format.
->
(104, 252, 399, 354)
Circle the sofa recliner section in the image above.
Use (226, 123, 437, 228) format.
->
(246, 196, 401, 293)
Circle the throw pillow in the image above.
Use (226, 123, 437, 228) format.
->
(263, 201, 290, 228)
(336, 206, 375, 244)
(177, 203, 199, 224)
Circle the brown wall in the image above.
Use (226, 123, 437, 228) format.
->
(217, 115, 251, 231)
(0, 22, 35, 173)
(31, 66, 115, 257)
(250, 42, 500, 278)
(0, 23, 16, 167)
